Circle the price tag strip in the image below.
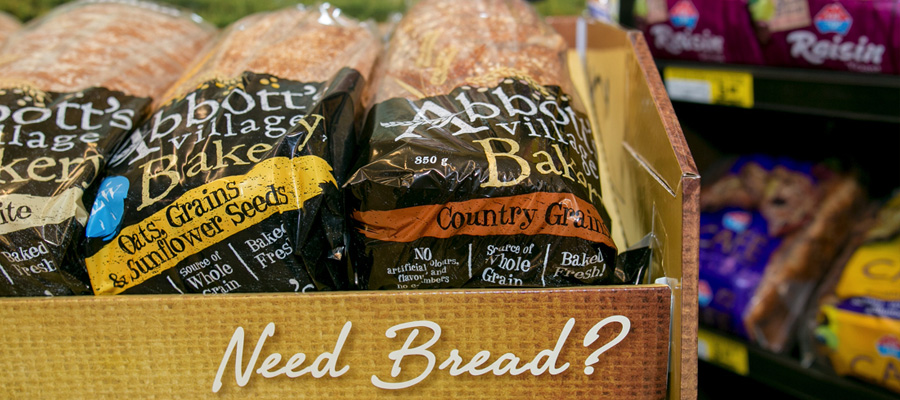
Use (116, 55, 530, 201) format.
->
(697, 328, 750, 375)
(663, 67, 754, 108)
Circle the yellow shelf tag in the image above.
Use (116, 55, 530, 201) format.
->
(698, 328, 749, 375)
(663, 67, 754, 108)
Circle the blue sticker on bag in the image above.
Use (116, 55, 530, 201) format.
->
(86, 176, 129, 241)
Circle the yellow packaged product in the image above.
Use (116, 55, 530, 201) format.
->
(814, 193, 900, 394)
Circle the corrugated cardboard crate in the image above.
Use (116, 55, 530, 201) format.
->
(0, 18, 698, 400)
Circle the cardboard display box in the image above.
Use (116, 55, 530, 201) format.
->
(0, 18, 698, 399)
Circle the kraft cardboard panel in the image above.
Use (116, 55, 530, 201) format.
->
(627, 30, 700, 400)
(567, 48, 629, 251)
(550, 17, 699, 400)
(0, 287, 670, 399)
(629, 31, 701, 400)
(0, 17, 695, 400)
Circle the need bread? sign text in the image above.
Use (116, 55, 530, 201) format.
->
(212, 317, 631, 393)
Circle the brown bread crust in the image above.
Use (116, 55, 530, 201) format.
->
(744, 175, 864, 352)
(0, 1, 215, 98)
(372, 0, 570, 103)
(162, 5, 380, 102)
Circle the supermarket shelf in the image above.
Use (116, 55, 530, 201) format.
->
(656, 60, 900, 124)
(698, 328, 899, 400)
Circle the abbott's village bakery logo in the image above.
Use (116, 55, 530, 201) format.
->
(372, 81, 602, 201)
(211, 317, 632, 392)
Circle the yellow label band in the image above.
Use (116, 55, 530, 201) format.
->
(698, 328, 749, 375)
(663, 67, 754, 108)
(0, 187, 87, 235)
(86, 155, 336, 295)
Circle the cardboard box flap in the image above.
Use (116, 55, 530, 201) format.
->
(549, 17, 700, 400)
(0, 17, 698, 400)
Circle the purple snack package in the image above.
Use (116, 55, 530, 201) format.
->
(641, 0, 765, 64)
(763, 0, 896, 74)
(699, 208, 782, 337)
(698, 155, 820, 339)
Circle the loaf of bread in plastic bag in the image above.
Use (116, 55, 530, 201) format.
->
(0, 0, 214, 97)
(0, 0, 215, 297)
(370, 0, 571, 103)
(162, 4, 379, 102)
(84, 5, 380, 295)
(347, 0, 621, 290)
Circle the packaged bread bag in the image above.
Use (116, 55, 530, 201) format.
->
(804, 193, 900, 394)
(346, 0, 619, 290)
(84, 5, 380, 295)
(698, 156, 864, 352)
(0, 0, 214, 296)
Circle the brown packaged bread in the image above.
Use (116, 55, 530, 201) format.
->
(0, 1, 213, 98)
(798, 194, 900, 394)
(347, 0, 621, 291)
(698, 156, 864, 353)
(162, 4, 379, 102)
(370, 0, 572, 103)
(84, 5, 380, 295)
(744, 174, 864, 351)
(0, 0, 215, 297)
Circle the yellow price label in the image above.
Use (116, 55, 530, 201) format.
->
(697, 328, 749, 375)
(663, 67, 754, 108)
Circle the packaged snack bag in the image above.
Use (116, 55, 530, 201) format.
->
(0, 0, 214, 296)
(808, 193, 900, 394)
(699, 156, 864, 352)
(346, 0, 619, 290)
(638, 0, 766, 64)
(83, 5, 380, 295)
(759, 0, 897, 73)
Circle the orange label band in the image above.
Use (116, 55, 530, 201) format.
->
(353, 192, 614, 249)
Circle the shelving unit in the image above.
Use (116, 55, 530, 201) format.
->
(659, 60, 900, 400)
(698, 328, 899, 400)
(669, 61, 900, 395)
(621, 14, 900, 399)
(657, 60, 900, 124)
